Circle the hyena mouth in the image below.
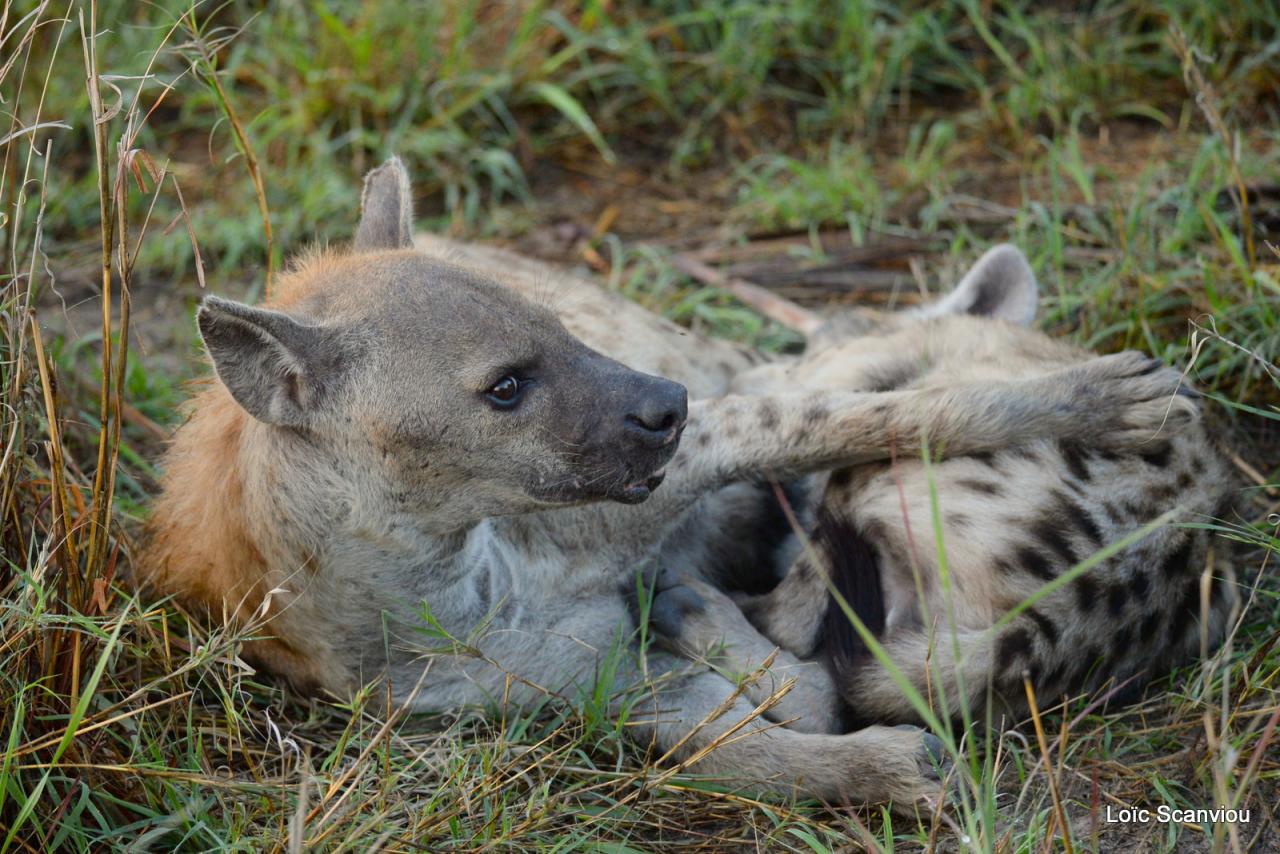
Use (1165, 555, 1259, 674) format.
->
(616, 470, 667, 504)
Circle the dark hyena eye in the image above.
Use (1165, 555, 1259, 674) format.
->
(486, 375, 521, 409)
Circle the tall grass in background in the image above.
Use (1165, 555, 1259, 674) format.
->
(2, 0, 1277, 849)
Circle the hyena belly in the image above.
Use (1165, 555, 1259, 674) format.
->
(804, 419, 1241, 724)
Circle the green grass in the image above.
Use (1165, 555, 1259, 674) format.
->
(3, 0, 1278, 850)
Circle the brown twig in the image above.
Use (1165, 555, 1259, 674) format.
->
(669, 253, 824, 335)
(1025, 677, 1074, 854)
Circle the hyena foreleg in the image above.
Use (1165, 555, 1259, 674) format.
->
(665, 350, 1197, 500)
(622, 648, 949, 808)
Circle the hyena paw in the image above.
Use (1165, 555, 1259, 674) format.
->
(646, 569, 744, 658)
(853, 725, 956, 813)
(1073, 351, 1201, 444)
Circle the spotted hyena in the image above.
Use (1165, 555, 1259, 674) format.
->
(135, 158, 1208, 808)
(645, 245, 1242, 734)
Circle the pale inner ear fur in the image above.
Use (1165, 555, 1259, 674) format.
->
(196, 295, 330, 427)
(354, 155, 415, 251)
(915, 243, 1038, 326)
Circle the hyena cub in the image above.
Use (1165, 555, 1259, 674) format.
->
(649, 245, 1241, 732)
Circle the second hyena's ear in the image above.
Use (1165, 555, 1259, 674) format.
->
(916, 244, 1039, 326)
(354, 156, 414, 251)
(197, 296, 344, 427)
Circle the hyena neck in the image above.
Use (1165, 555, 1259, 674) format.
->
(142, 390, 487, 684)
(234, 419, 480, 590)
(141, 390, 292, 622)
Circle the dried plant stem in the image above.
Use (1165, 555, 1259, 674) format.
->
(182, 8, 274, 296)
(1025, 676, 1074, 854)
(80, 0, 117, 582)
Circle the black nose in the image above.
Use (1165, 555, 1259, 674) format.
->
(623, 379, 688, 446)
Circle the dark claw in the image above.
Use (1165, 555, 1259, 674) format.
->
(921, 732, 949, 773)
(1176, 384, 1202, 399)
(896, 725, 951, 781)
(1139, 357, 1164, 375)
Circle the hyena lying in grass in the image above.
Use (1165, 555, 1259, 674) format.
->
(136, 157, 1209, 808)
(646, 246, 1241, 734)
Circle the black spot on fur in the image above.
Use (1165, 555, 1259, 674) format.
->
(997, 627, 1033, 680)
(757, 400, 780, 430)
(828, 467, 854, 492)
(1123, 499, 1153, 521)
(969, 451, 998, 468)
(804, 403, 830, 423)
(1071, 505, 1105, 546)
(817, 512, 886, 687)
(957, 478, 1002, 496)
(1017, 546, 1057, 581)
(1138, 444, 1172, 468)
(1106, 582, 1129, 617)
(1159, 536, 1194, 579)
(1131, 571, 1150, 598)
(1165, 577, 1201, 647)
(1058, 440, 1092, 481)
(1138, 608, 1163, 641)
(994, 557, 1019, 576)
(1025, 607, 1060, 644)
(1113, 626, 1133, 657)
(1032, 517, 1078, 566)
(865, 362, 919, 393)
(1074, 575, 1099, 612)
(1052, 489, 1103, 546)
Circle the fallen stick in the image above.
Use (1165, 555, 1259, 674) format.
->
(670, 253, 824, 336)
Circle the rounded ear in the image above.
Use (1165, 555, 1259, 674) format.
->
(197, 296, 343, 426)
(354, 155, 414, 251)
(915, 244, 1038, 326)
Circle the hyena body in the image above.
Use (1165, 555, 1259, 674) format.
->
(647, 247, 1241, 733)
(136, 159, 1204, 808)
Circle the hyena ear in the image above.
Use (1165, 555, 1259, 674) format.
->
(354, 155, 414, 251)
(916, 244, 1038, 326)
(197, 296, 340, 427)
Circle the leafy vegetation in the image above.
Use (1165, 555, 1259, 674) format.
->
(2, 0, 1277, 850)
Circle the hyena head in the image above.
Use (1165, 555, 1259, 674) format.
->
(811, 244, 1040, 342)
(196, 157, 687, 521)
